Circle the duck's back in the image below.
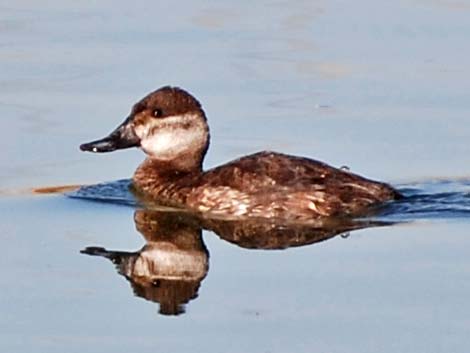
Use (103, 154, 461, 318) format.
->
(185, 151, 400, 219)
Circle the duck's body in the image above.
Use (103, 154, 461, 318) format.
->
(81, 86, 400, 220)
(133, 151, 399, 220)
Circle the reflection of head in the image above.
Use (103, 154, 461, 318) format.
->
(81, 210, 209, 316)
(117, 240, 208, 316)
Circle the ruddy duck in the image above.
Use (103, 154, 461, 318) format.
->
(80, 86, 401, 220)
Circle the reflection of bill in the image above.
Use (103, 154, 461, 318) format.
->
(82, 209, 390, 316)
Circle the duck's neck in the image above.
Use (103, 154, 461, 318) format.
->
(133, 154, 203, 195)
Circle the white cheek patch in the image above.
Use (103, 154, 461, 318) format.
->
(131, 246, 208, 280)
(139, 113, 206, 158)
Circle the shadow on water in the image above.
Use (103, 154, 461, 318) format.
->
(69, 177, 470, 315)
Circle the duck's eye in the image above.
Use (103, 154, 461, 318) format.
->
(152, 109, 163, 118)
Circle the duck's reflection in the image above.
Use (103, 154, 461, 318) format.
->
(81, 209, 390, 316)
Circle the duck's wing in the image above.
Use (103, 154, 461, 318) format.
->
(195, 151, 399, 217)
(201, 151, 330, 190)
(203, 151, 394, 193)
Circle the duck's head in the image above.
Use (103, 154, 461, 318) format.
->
(80, 86, 210, 170)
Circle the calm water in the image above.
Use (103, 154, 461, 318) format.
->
(1, 1, 470, 352)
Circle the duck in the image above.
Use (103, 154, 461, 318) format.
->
(80, 86, 401, 221)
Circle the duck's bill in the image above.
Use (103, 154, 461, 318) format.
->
(80, 118, 140, 153)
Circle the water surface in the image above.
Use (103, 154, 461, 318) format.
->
(1, 1, 470, 352)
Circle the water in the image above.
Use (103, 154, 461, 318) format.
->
(1, 0, 470, 352)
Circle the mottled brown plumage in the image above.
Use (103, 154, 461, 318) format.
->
(133, 151, 400, 220)
(81, 86, 401, 221)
